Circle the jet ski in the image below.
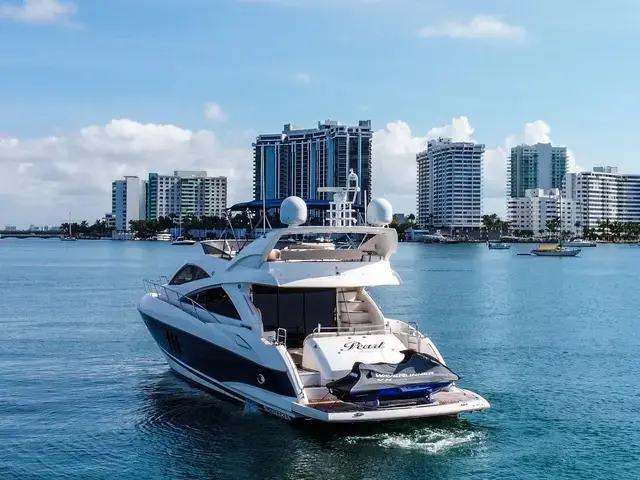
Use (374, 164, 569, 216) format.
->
(326, 350, 459, 403)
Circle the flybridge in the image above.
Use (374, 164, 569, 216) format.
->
(201, 170, 398, 275)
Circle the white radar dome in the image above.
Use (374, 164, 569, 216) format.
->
(366, 198, 393, 226)
(280, 196, 308, 226)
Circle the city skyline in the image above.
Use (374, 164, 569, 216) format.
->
(1, 0, 636, 226)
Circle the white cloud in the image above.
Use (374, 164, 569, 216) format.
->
(371, 117, 476, 214)
(293, 72, 312, 84)
(204, 102, 226, 122)
(418, 15, 526, 40)
(0, 119, 252, 226)
(372, 117, 579, 217)
(0, 0, 77, 24)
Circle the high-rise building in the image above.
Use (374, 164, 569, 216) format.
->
(111, 176, 147, 231)
(565, 167, 640, 229)
(507, 143, 568, 226)
(508, 188, 578, 236)
(508, 143, 568, 198)
(253, 120, 372, 205)
(416, 138, 484, 230)
(146, 170, 227, 220)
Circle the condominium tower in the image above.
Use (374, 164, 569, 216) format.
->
(253, 120, 372, 205)
(146, 170, 227, 220)
(416, 138, 485, 230)
(565, 166, 640, 229)
(507, 143, 568, 224)
(111, 176, 147, 231)
(508, 143, 567, 197)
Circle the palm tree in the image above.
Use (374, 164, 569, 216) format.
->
(598, 219, 612, 241)
(545, 216, 561, 239)
(574, 221, 581, 238)
(610, 221, 624, 242)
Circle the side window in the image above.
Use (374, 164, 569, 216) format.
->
(169, 265, 209, 285)
(191, 287, 241, 320)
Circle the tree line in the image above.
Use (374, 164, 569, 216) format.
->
(482, 214, 640, 241)
(59, 219, 113, 237)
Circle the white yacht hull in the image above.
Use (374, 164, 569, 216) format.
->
(139, 295, 490, 424)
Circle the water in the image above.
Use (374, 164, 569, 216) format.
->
(1, 240, 639, 479)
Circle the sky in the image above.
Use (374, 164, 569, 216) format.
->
(1, 0, 639, 227)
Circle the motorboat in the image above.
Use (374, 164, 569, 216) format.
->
(156, 233, 172, 242)
(487, 242, 511, 250)
(422, 232, 458, 244)
(531, 244, 581, 256)
(563, 238, 596, 247)
(172, 237, 197, 246)
(138, 170, 489, 423)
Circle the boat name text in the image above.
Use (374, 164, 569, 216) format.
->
(341, 341, 385, 352)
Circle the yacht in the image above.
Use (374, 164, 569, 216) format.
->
(563, 238, 596, 247)
(172, 236, 197, 246)
(422, 232, 458, 244)
(138, 171, 489, 423)
(487, 242, 511, 250)
(531, 244, 581, 256)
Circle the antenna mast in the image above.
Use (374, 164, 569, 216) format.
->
(318, 168, 360, 227)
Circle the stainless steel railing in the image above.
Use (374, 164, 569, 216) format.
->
(143, 279, 222, 324)
(312, 324, 390, 335)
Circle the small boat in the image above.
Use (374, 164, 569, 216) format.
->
(60, 213, 77, 241)
(487, 242, 511, 250)
(563, 238, 596, 247)
(531, 244, 581, 257)
(172, 236, 196, 246)
(422, 232, 457, 243)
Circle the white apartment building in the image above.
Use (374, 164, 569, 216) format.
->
(416, 138, 484, 230)
(508, 188, 578, 236)
(565, 166, 640, 229)
(111, 176, 147, 231)
(147, 171, 227, 220)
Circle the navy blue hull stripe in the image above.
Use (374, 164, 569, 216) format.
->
(140, 311, 297, 397)
(161, 346, 246, 402)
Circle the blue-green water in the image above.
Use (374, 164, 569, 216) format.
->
(1, 240, 639, 479)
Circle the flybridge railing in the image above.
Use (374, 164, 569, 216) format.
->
(143, 279, 222, 324)
(312, 324, 390, 335)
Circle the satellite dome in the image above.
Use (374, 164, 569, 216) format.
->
(366, 198, 393, 226)
(280, 196, 308, 226)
